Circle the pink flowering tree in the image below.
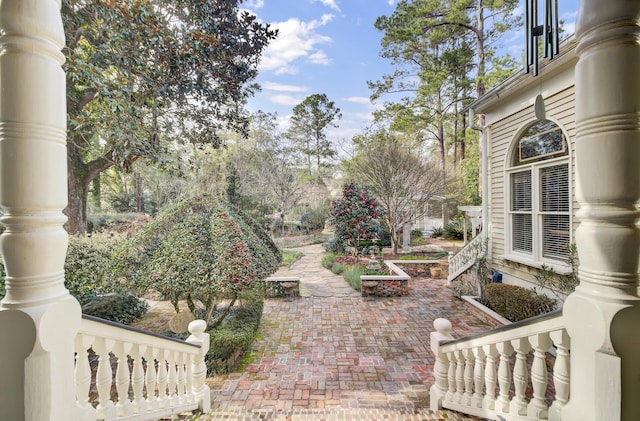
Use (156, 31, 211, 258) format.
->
(327, 181, 384, 255)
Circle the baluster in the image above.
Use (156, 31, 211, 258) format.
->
(168, 351, 178, 405)
(472, 346, 485, 408)
(114, 342, 133, 416)
(455, 350, 465, 404)
(446, 351, 457, 404)
(177, 353, 187, 404)
(131, 345, 146, 410)
(185, 354, 194, 404)
(527, 333, 552, 418)
(549, 329, 570, 421)
(74, 335, 92, 412)
(157, 350, 169, 408)
(482, 344, 498, 411)
(463, 348, 475, 406)
(145, 347, 159, 411)
(93, 338, 116, 419)
(510, 338, 532, 416)
(495, 341, 514, 414)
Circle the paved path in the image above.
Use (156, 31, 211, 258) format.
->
(204, 244, 494, 419)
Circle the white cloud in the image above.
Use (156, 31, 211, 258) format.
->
(259, 14, 334, 74)
(387, 0, 395, 5)
(315, 0, 340, 11)
(269, 94, 303, 106)
(244, 0, 264, 11)
(308, 50, 331, 65)
(343, 96, 371, 104)
(262, 82, 309, 92)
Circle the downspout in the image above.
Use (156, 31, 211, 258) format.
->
(469, 109, 488, 245)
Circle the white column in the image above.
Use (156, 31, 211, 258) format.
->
(0, 0, 80, 419)
(563, 1, 640, 420)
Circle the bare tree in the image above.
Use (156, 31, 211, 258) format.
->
(347, 132, 444, 254)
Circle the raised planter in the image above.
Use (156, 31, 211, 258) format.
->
(360, 261, 410, 297)
(460, 295, 511, 327)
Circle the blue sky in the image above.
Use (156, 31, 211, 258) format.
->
(242, 0, 579, 146)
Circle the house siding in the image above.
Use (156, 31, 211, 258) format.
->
(487, 85, 577, 290)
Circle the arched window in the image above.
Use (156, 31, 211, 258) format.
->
(506, 119, 571, 265)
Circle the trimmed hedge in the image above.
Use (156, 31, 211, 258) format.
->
(483, 283, 556, 322)
(81, 293, 149, 324)
(205, 290, 264, 374)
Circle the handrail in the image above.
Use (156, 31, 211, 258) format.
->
(447, 234, 485, 283)
(441, 309, 562, 347)
(75, 315, 211, 420)
(430, 310, 569, 420)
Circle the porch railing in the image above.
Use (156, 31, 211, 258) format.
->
(447, 233, 485, 283)
(430, 310, 569, 420)
(75, 315, 211, 420)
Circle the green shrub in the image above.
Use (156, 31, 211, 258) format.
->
(343, 265, 364, 290)
(81, 293, 149, 324)
(321, 253, 336, 269)
(206, 290, 264, 374)
(410, 229, 423, 239)
(65, 234, 125, 304)
(331, 263, 345, 274)
(430, 226, 444, 238)
(87, 212, 147, 233)
(483, 283, 557, 322)
(443, 222, 470, 240)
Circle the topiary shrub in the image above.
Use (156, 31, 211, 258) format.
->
(116, 195, 277, 330)
(81, 293, 149, 324)
(483, 283, 557, 322)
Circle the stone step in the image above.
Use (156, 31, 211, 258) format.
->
(188, 407, 477, 420)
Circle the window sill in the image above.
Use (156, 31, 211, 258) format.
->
(500, 254, 573, 275)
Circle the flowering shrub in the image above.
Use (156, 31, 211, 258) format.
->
(117, 195, 278, 329)
(327, 181, 383, 255)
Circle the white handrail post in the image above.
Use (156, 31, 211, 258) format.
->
(564, 0, 640, 419)
(0, 0, 81, 418)
(430, 318, 453, 410)
(186, 319, 211, 413)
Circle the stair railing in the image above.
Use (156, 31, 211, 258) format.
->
(447, 234, 486, 283)
(430, 310, 569, 421)
(74, 315, 211, 420)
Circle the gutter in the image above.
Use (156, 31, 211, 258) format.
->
(469, 109, 488, 246)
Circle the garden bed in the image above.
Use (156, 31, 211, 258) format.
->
(360, 261, 410, 297)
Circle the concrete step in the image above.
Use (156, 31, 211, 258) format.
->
(189, 407, 477, 420)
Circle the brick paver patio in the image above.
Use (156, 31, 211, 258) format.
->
(205, 244, 495, 416)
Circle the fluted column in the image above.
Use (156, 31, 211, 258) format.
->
(0, 0, 80, 419)
(563, 0, 640, 419)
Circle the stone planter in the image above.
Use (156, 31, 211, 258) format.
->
(360, 261, 410, 297)
(429, 266, 442, 278)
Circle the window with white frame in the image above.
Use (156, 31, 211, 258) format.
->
(506, 119, 570, 265)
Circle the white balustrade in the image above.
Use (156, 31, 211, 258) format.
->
(430, 312, 568, 420)
(74, 316, 211, 420)
(447, 234, 486, 283)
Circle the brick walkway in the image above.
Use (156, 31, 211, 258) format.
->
(205, 245, 495, 416)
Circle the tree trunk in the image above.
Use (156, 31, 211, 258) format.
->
(65, 140, 114, 236)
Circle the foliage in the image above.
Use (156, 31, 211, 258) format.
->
(450, 274, 479, 298)
(532, 244, 580, 299)
(430, 226, 444, 237)
(443, 221, 470, 240)
(483, 283, 557, 322)
(62, 0, 278, 234)
(65, 234, 127, 304)
(0, 258, 5, 301)
(287, 94, 342, 177)
(281, 251, 303, 267)
(327, 181, 384, 255)
(342, 265, 365, 291)
(205, 290, 264, 374)
(300, 207, 328, 234)
(331, 263, 345, 275)
(346, 131, 443, 254)
(81, 294, 149, 325)
(321, 253, 336, 270)
(87, 212, 148, 234)
(410, 229, 424, 239)
(116, 195, 278, 329)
